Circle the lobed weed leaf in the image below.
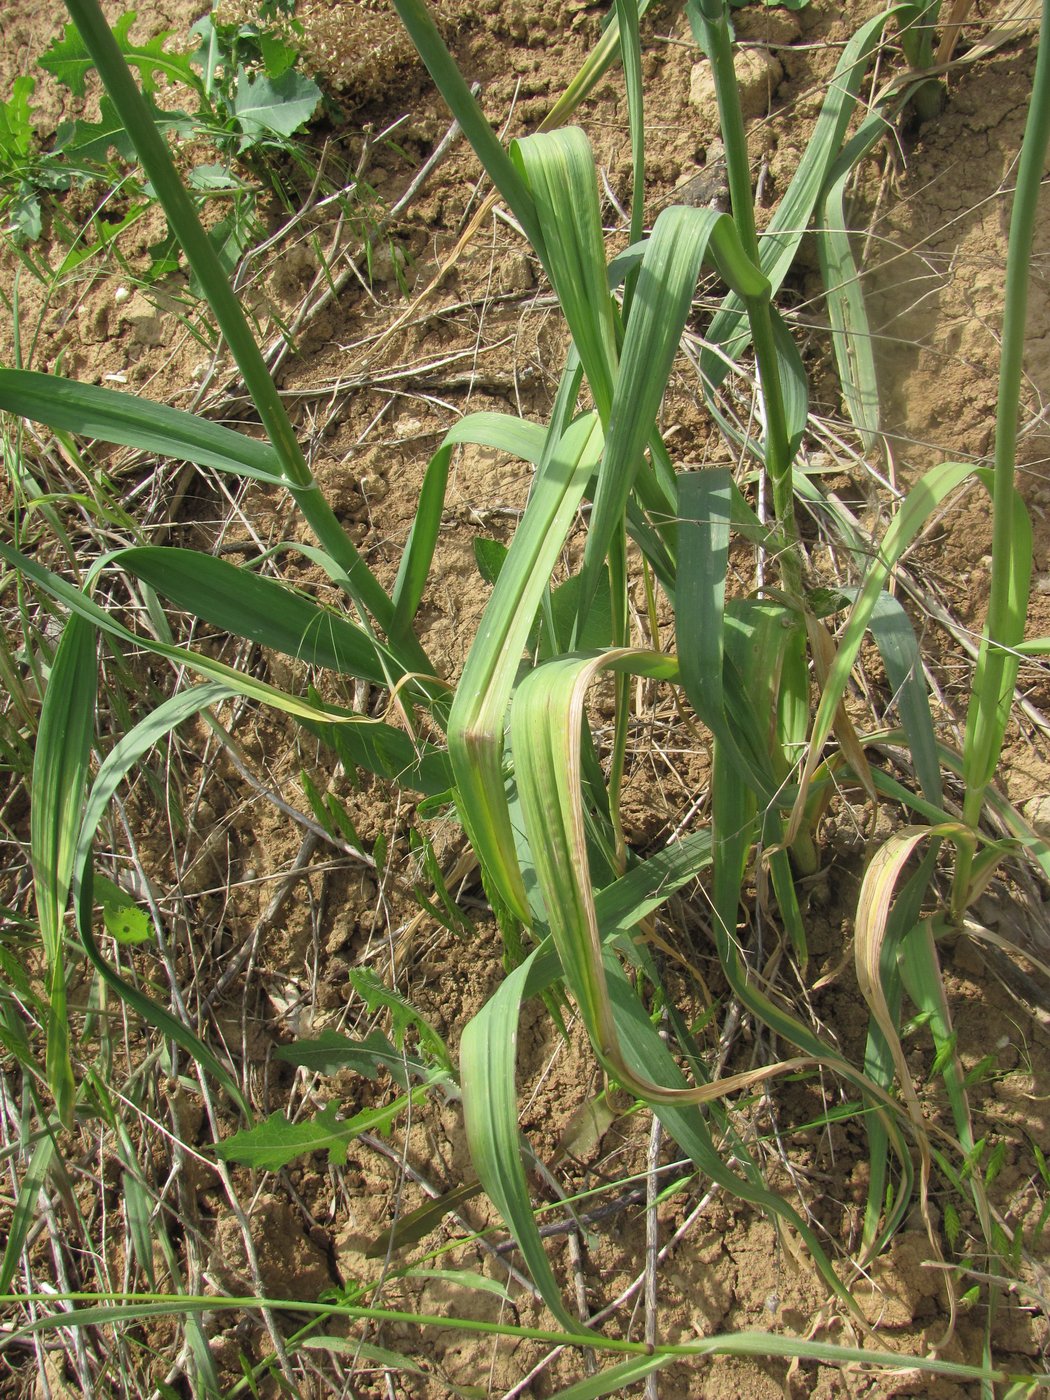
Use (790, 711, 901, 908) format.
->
(41, 11, 197, 98)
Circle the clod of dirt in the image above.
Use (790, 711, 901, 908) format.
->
(690, 47, 784, 125)
(210, 1194, 335, 1301)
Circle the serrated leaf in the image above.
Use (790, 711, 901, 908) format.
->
(215, 1082, 440, 1170)
(56, 96, 193, 165)
(6, 190, 42, 243)
(215, 1102, 355, 1170)
(233, 69, 320, 144)
(40, 11, 198, 98)
(187, 163, 248, 191)
(349, 967, 452, 1072)
(93, 873, 153, 944)
(0, 76, 34, 162)
(258, 31, 300, 80)
(274, 1028, 427, 1088)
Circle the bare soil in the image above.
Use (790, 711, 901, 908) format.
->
(2, 1, 1050, 1397)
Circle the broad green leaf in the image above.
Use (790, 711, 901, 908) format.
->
(460, 833, 713, 1330)
(473, 537, 508, 586)
(0, 544, 375, 727)
(963, 480, 1033, 801)
(866, 590, 943, 808)
(0, 371, 285, 483)
(55, 94, 193, 164)
(102, 902, 151, 945)
(32, 614, 97, 1126)
(233, 69, 321, 144)
(461, 952, 585, 1333)
(0, 77, 34, 160)
(578, 201, 770, 628)
(513, 128, 618, 420)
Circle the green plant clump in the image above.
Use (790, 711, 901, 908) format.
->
(2, 0, 1050, 1393)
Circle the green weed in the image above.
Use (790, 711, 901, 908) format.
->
(1, 0, 1049, 1393)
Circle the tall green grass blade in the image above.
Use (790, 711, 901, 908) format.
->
(677, 469, 778, 800)
(792, 459, 976, 833)
(448, 411, 604, 923)
(580, 206, 768, 626)
(685, 0, 759, 260)
(708, 736, 915, 1258)
(71, 681, 250, 1116)
(390, 0, 543, 259)
(698, 6, 904, 390)
(0, 1126, 57, 1293)
(32, 612, 96, 1125)
(866, 591, 943, 807)
(0, 370, 284, 482)
(461, 949, 584, 1333)
(615, 0, 645, 256)
(816, 116, 892, 452)
(0, 544, 374, 727)
(2, 1293, 1027, 1386)
(514, 129, 618, 419)
(602, 953, 860, 1313)
(391, 414, 546, 639)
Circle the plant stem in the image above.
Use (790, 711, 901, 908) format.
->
(954, 0, 1050, 912)
(63, 0, 433, 674)
(689, 0, 804, 602)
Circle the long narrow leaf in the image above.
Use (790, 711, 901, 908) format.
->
(391, 414, 547, 640)
(32, 613, 96, 1125)
(699, 6, 906, 390)
(447, 412, 604, 922)
(790, 460, 976, 837)
(0, 369, 285, 483)
(117, 547, 393, 686)
(72, 681, 250, 1116)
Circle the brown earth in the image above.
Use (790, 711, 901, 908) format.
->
(2, 1, 1050, 1397)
